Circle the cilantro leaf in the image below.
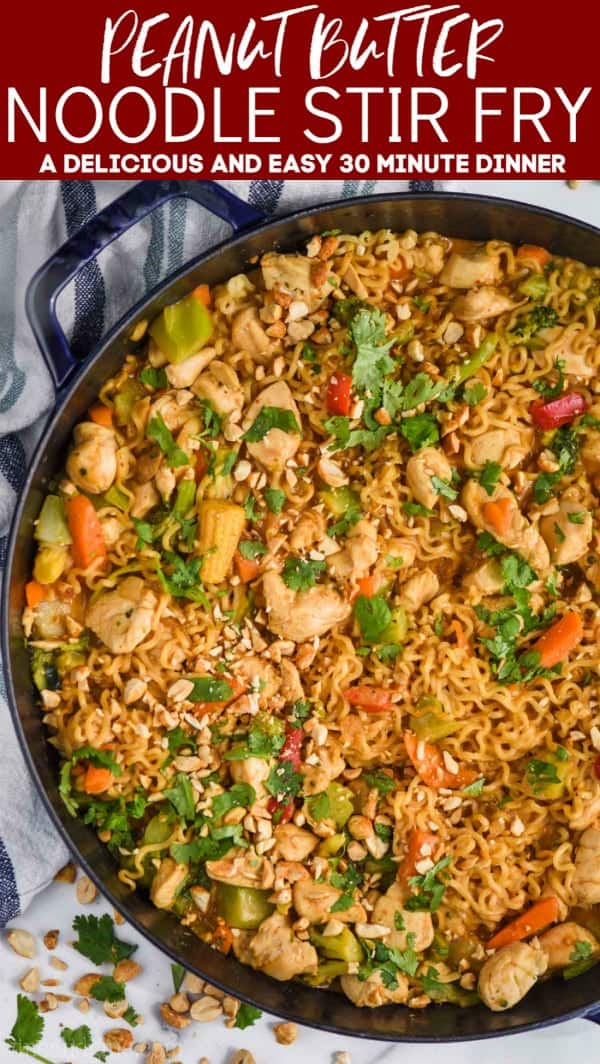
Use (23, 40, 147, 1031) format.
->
(266, 761, 303, 802)
(477, 531, 505, 556)
(363, 770, 395, 795)
(403, 500, 433, 518)
(526, 758, 561, 792)
(72, 914, 136, 966)
(307, 792, 331, 820)
(290, 699, 312, 724)
(164, 773, 196, 821)
(147, 414, 189, 468)
(354, 594, 392, 643)
(406, 855, 451, 912)
(475, 461, 502, 497)
(140, 366, 167, 389)
(462, 778, 486, 797)
(234, 1003, 263, 1029)
(188, 676, 233, 702)
(399, 413, 439, 452)
(282, 557, 326, 591)
(413, 295, 430, 313)
(156, 551, 207, 604)
(5, 996, 47, 1059)
(243, 406, 300, 442)
(570, 940, 593, 963)
(61, 1025, 92, 1049)
(329, 504, 363, 538)
(238, 540, 267, 560)
(123, 1005, 140, 1027)
(264, 487, 286, 514)
(166, 726, 197, 757)
(212, 783, 256, 821)
(349, 307, 396, 394)
(431, 475, 458, 500)
(90, 976, 126, 1003)
(463, 381, 487, 406)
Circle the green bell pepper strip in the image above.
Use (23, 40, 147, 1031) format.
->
(214, 882, 274, 930)
(310, 926, 364, 963)
(454, 334, 499, 384)
(382, 605, 408, 644)
(304, 959, 349, 986)
(408, 710, 459, 743)
(325, 782, 355, 828)
(317, 832, 346, 857)
(150, 291, 214, 365)
(114, 378, 146, 426)
(103, 484, 129, 511)
(35, 495, 72, 546)
(173, 478, 196, 517)
(319, 485, 360, 517)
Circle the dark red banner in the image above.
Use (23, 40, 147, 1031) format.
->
(2, 0, 598, 179)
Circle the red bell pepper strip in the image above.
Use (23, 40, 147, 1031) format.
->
(530, 392, 588, 430)
(326, 373, 352, 416)
(267, 725, 303, 824)
(343, 685, 397, 712)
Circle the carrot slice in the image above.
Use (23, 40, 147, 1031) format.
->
(193, 284, 211, 307)
(234, 550, 261, 584)
(449, 619, 469, 650)
(356, 573, 380, 599)
(343, 685, 397, 712)
(487, 896, 560, 950)
(83, 765, 114, 795)
(533, 612, 583, 668)
(482, 497, 512, 536)
(516, 244, 551, 268)
(397, 828, 439, 886)
(66, 495, 107, 570)
(25, 580, 46, 608)
(404, 731, 477, 790)
(195, 450, 208, 484)
(88, 403, 113, 428)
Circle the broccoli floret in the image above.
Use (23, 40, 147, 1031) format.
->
(508, 305, 559, 344)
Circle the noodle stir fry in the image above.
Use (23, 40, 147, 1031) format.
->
(24, 229, 600, 1011)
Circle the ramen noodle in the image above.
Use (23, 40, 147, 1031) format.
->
(23, 227, 600, 1011)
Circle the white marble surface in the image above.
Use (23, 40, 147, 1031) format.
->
(4, 178, 600, 1063)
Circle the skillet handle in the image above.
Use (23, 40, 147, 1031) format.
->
(585, 1007, 600, 1025)
(26, 180, 265, 389)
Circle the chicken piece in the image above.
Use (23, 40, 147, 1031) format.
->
(478, 942, 547, 1011)
(150, 858, 188, 910)
(165, 347, 217, 388)
(292, 879, 365, 925)
(86, 577, 156, 654)
(302, 742, 346, 795)
(463, 558, 504, 599)
(206, 847, 274, 890)
(234, 655, 280, 702)
(542, 325, 594, 379)
(243, 381, 302, 471)
(192, 361, 244, 418)
(540, 500, 592, 565)
(289, 510, 326, 552)
(135, 449, 162, 483)
(32, 599, 70, 640)
(461, 480, 550, 574)
(229, 757, 272, 800)
(326, 520, 378, 582)
(371, 883, 434, 952)
(538, 921, 597, 972)
(66, 422, 117, 495)
(341, 970, 409, 1008)
(245, 912, 318, 981)
(232, 306, 272, 358)
(385, 537, 417, 572)
(279, 658, 304, 702)
(130, 481, 160, 519)
(412, 242, 446, 276)
(406, 447, 453, 511)
(439, 247, 501, 289)
(402, 569, 439, 611)
(261, 252, 331, 312)
(573, 827, 600, 903)
(274, 823, 319, 862)
(465, 426, 533, 471)
(262, 571, 351, 642)
(581, 408, 600, 475)
(452, 286, 516, 323)
(149, 392, 194, 432)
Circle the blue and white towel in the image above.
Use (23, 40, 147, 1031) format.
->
(0, 176, 444, 922)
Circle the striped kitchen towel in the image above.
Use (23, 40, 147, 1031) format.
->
(0, 176, 439, 921)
